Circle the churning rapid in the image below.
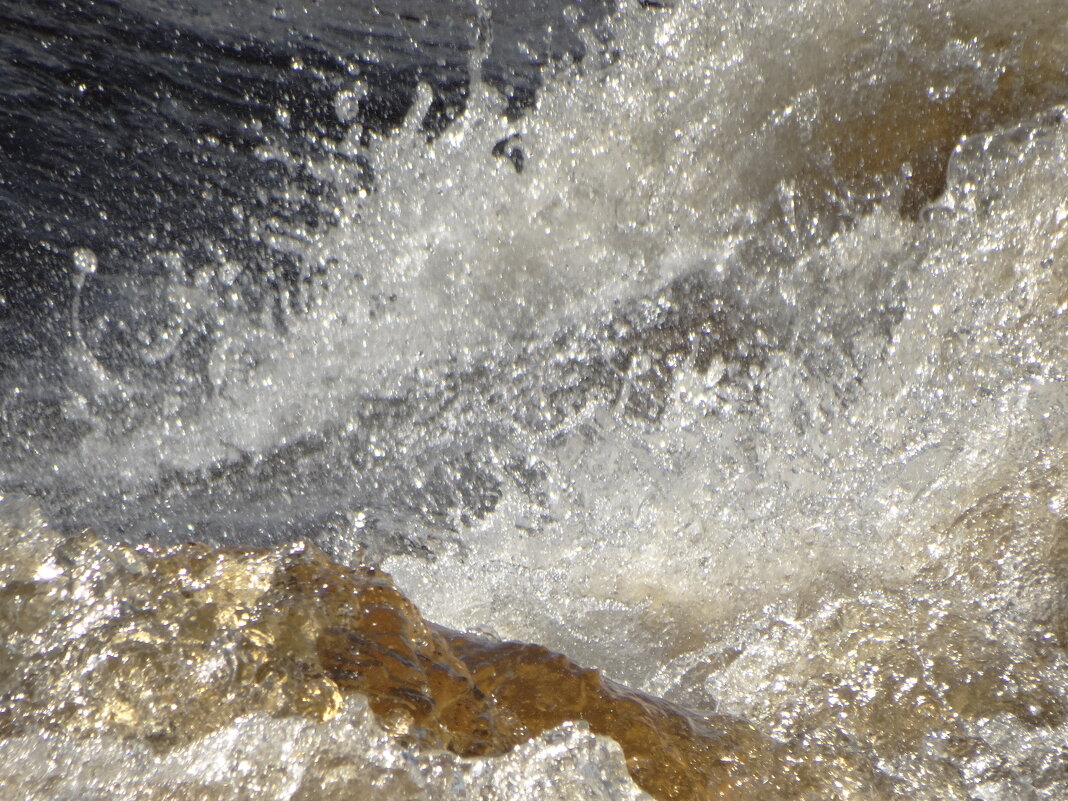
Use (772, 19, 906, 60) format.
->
(1, 0, 1067, 798)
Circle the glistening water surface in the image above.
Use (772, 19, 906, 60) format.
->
(0, 0, 1066, 798)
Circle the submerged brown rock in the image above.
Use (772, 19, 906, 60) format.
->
(766, 9, 1068, 221)
(5, 465, 1067, 801)
(443, 633, 791, 801)
(280, 546, 796, 798)
(0, 522, 803, 800)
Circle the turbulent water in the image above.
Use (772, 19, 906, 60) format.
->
(1, 0, 1067, 798)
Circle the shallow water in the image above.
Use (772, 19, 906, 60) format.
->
(1, 0, 1067, 798)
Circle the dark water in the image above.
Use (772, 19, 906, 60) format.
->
(0, 0, 627, 543)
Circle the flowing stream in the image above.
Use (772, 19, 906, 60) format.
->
(1, 1, 1067, 798)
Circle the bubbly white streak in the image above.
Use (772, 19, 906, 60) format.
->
(0, 700, 650, 801)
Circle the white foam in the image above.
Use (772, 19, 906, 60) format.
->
(386, 107, 1068, 688)
(0, 698, 650, 801)
(55, 0, 1066, 486)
